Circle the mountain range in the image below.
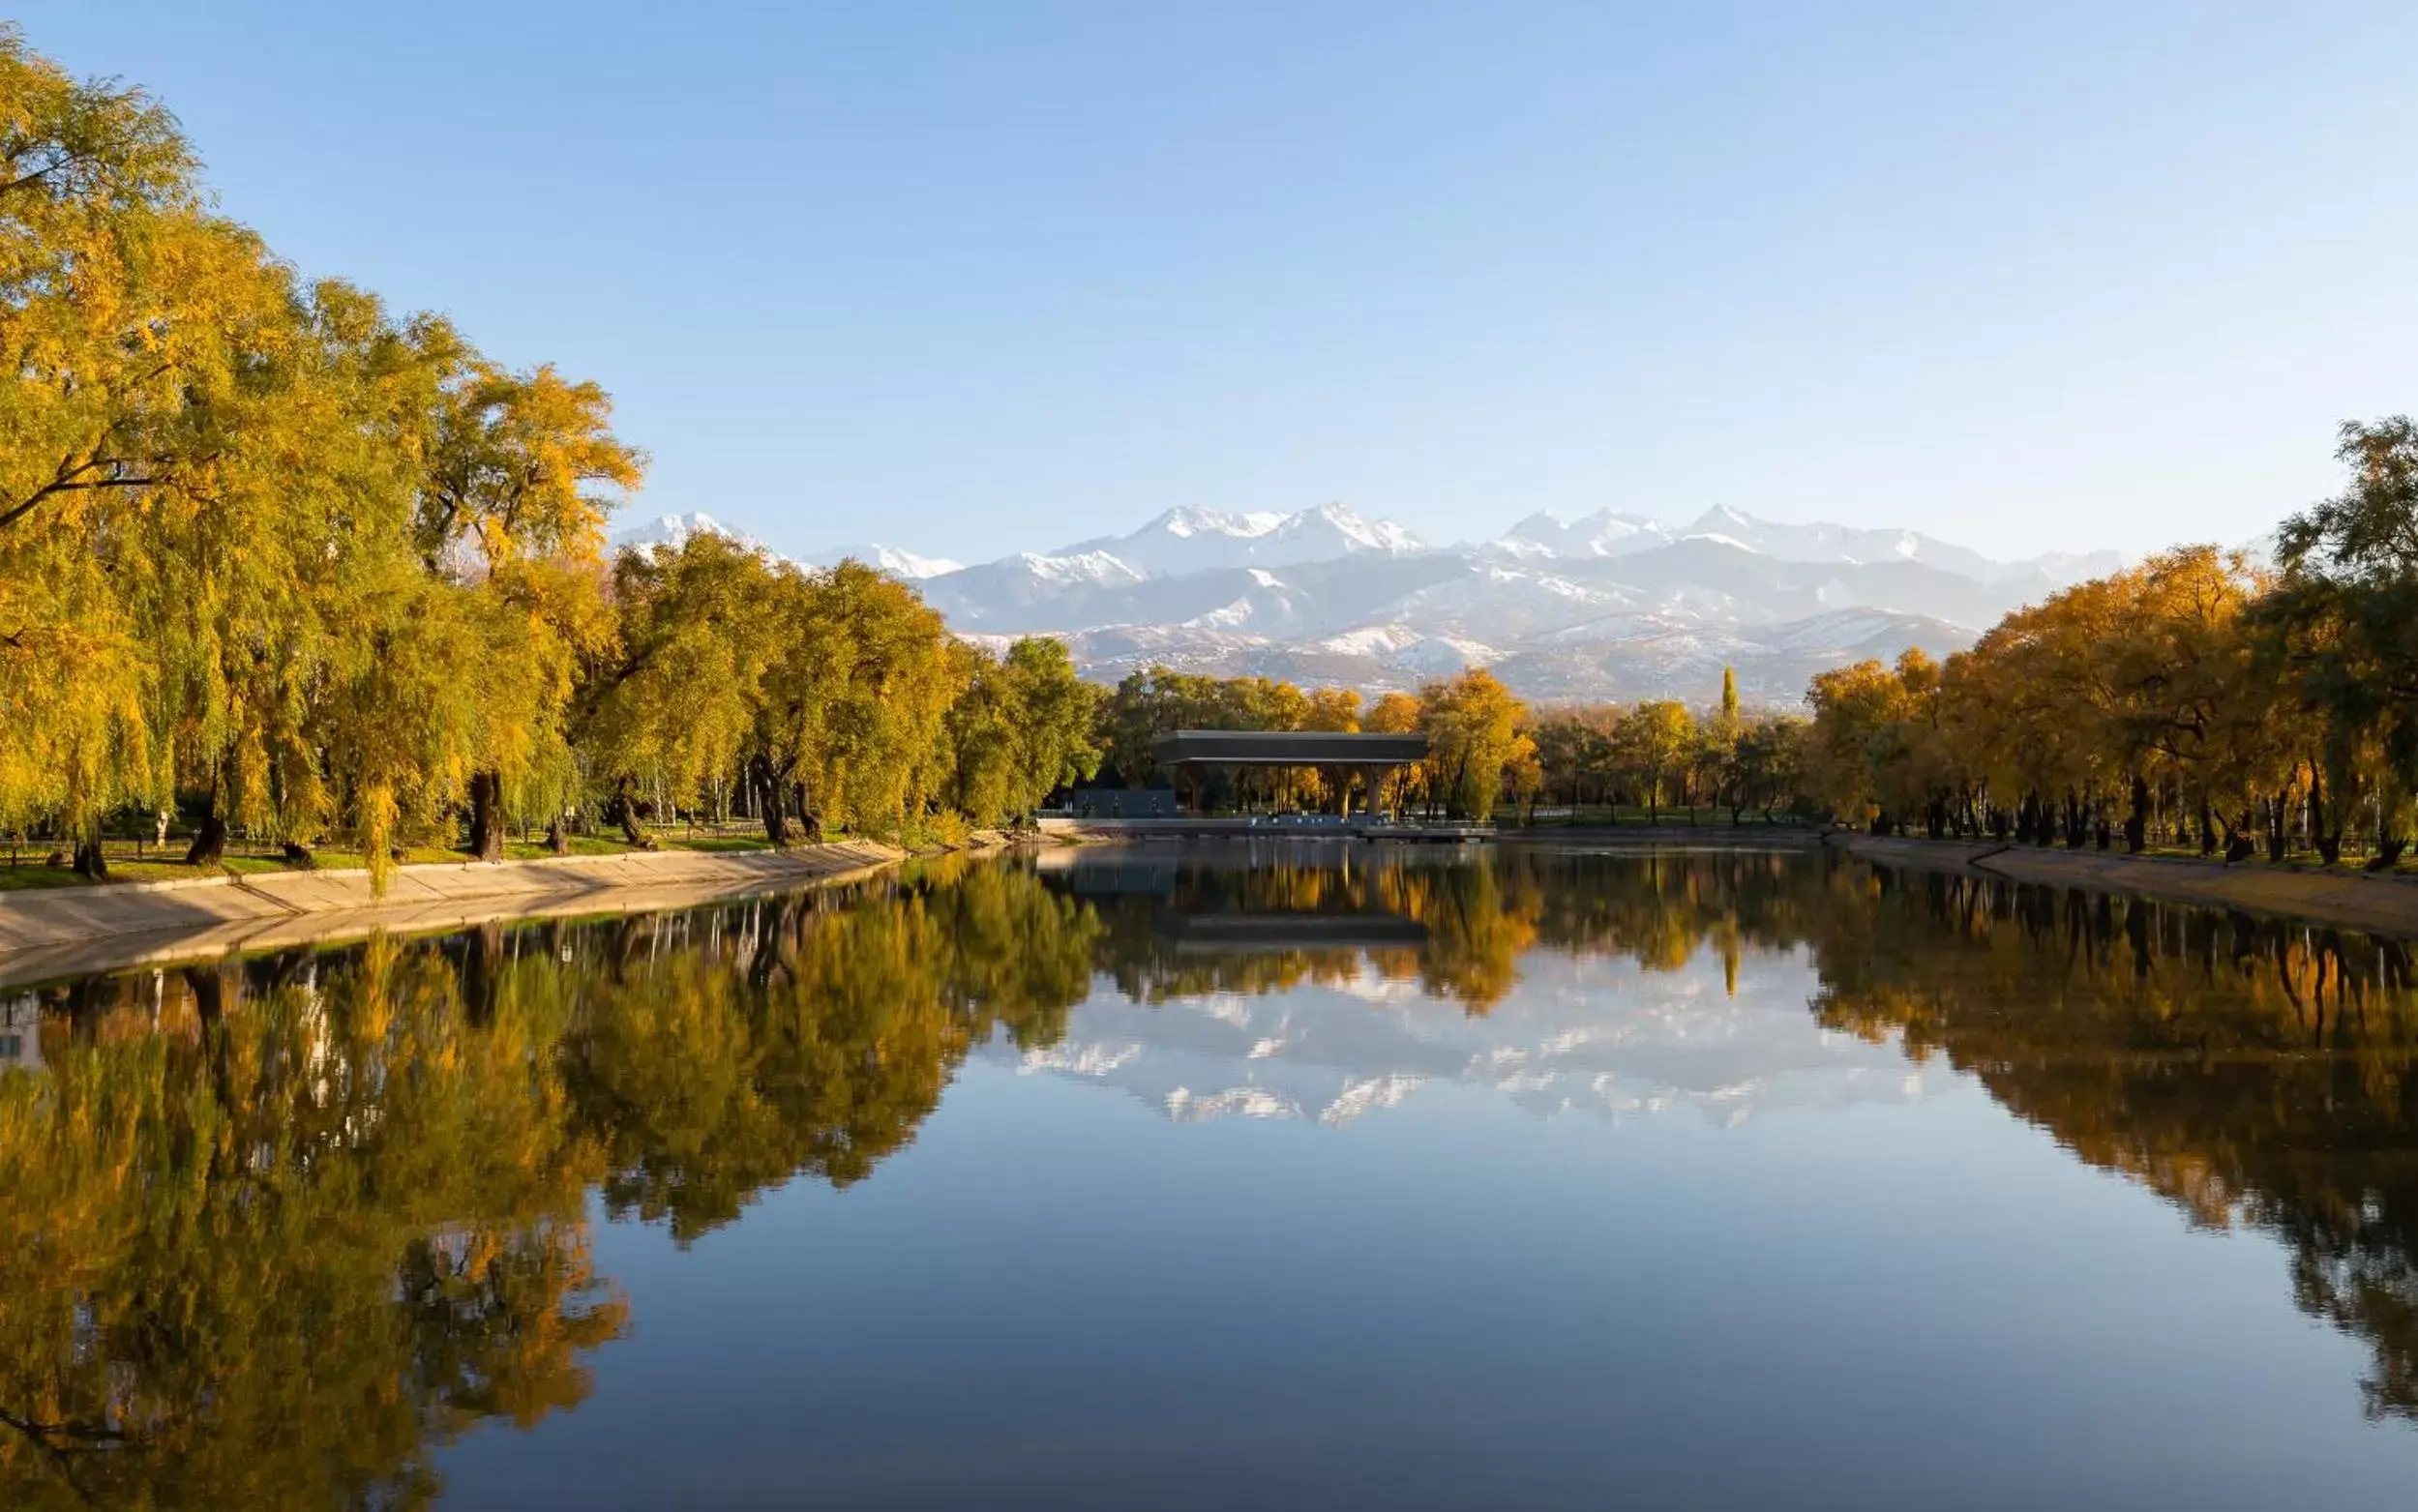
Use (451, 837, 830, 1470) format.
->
(613, 503, 2124, 705)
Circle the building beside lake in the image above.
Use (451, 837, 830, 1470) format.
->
(1149, 728, 1428, 816)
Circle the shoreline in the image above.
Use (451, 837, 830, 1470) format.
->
(1829, 832, 2418, 937)
(1036, 815, 1825, 845)
(0, 842, 904, 989)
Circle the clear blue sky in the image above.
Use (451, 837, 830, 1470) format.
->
(18, 2, 2418, 563)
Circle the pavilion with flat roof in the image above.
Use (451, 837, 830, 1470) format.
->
(1149, 729, 1428, 817)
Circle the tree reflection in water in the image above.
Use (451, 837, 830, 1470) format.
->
(6, 844, 2418, 1504)
(1807, 861, 2418, 1422)
(0, 858, 1096, 1508)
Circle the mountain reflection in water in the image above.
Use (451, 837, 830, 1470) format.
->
(3, 843, 2418, 1505)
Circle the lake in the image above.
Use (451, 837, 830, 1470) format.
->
(6, 841, 2418, 1509)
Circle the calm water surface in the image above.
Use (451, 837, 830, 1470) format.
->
(7, 843, 2418, 1508)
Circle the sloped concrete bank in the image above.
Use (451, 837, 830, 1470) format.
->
(0, 843, 902, 988)
(1498, 823, 1822, 846)
(1830, 832, 2418, 937)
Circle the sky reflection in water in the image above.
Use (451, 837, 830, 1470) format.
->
(7, 842, 2418, 1509)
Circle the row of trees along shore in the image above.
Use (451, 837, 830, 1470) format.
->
(0, 30, 1101, 882)
(1804, 418, 2418, 868)
(1097, 664, 1806, 824)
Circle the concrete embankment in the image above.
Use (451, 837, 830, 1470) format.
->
(1831, 832, 2418, 937)
(0, 843, 901, 988)
(1497, 823, 1822, 846)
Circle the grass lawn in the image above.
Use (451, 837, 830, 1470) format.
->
(668, 835, 776, 853)
(502, 835, 626, 861)
(0, 826, 786, 890)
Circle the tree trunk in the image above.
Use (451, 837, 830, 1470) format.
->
(2124, 774, 2148, 854)
(612, 777, 657, 849)
(2310, 767, 2343, 864)
(751, 752, 792, 845)
(184, 796, 227, 867)
(547, 814, 571, 854)
(2225, 811, 2257, 865)
(466, 770, 506, 862)
(2372, 796, 2408, 871)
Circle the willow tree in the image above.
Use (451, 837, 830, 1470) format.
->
(156, 281, 458, 869)
(740, 560, 960, 842)
(942, 642, 1020, 827)
(999, 637, 1102, 816)
(0, 32, 272, 874)
(744, 562, 840, 845)
(945, 637, 1102, 826)
(806, 561, 963, 838)
(577, 532, 783, 846)
(411, 363, 643, 860)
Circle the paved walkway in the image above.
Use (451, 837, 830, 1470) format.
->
(0, 843, 900, 987)
(1832, 833, 2418, 936)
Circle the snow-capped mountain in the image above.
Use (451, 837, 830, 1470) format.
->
(1491, 509, 1675, 560)
(1058, 502, 1425, 577)
(803, 544, 966, 579)
(612, 511, 763, 554)
(611, 514, 964, 580)
(1495, 505, 2124, 588)
(674, 499, 2121, 704)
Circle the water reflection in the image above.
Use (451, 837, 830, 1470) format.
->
(1032, 844, 1920, 1128)
(1807, 864, 2418, 1421)
(3, 844, 2418, 1504)
(0, 860, 1096, 1507)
